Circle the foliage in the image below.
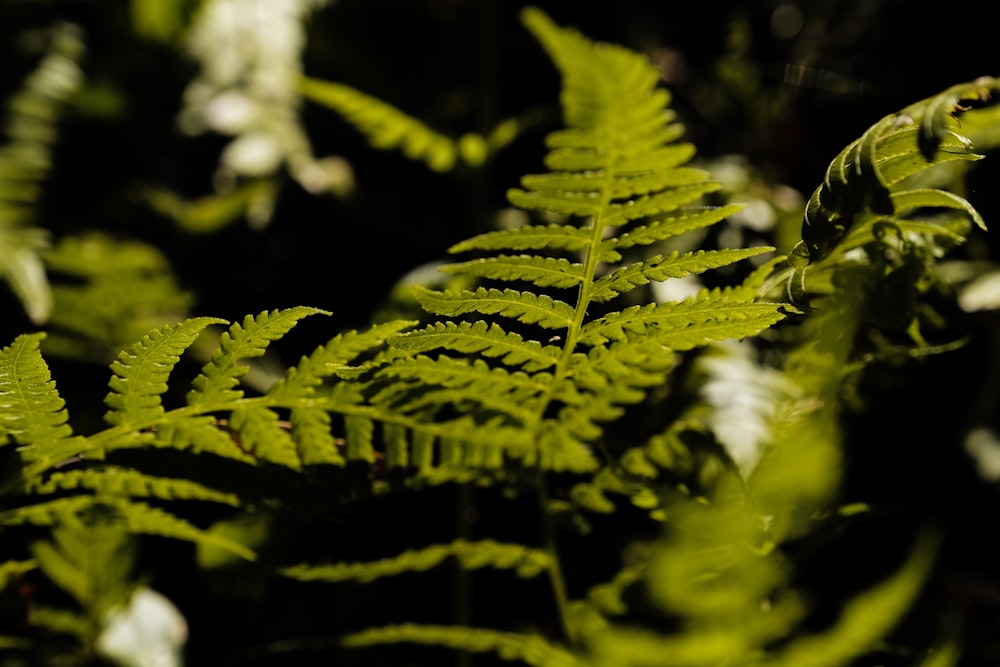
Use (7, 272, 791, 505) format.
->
(1, 3, 998, 667)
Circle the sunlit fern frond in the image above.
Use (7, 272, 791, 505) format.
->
(0, 333, 82, 466)
(366, 8, 786, 474)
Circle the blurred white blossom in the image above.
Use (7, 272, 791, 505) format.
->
(179, 0, 353, 200)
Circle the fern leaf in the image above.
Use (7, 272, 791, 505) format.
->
(25, 468, 241, 506)
(580, 298, 786, 348)
(0, 495, 92, 528)
(413, 286, 575, 330)
(104, 317, 226, 428)
(269, 319, 415, 400)
(342, 623, 580, 667)
(522, 167, 710, 200)
(799, 78, 998, 264)
(391, 321, 561, 372)
(601, 203, 746, 258)
(282, 539, 550, 583)
(290, 407, 344, 466)
(229, 406, 300, 470)
(0, 333, 81, 465)
(104, 498, 256, 561)
(139, 416, 253, 462)
(590, 248, 773, 303)
(344, 414, 376, 463)
(449, 224, 593, 255)
(440, 255, 585, 289)
(300, 76, 462, 172)
(0, 23, 85, 324)
(378, 356, 550, 407)
(30, 521, 134, 612)
(187, 307, 328, 406)
(889, 188, 987, 231)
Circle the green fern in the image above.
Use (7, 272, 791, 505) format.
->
(299, 75, 526, 172)
(0, 23, 85, 324)
(363, 7, 785, 475)
(43, 233, 194, 361)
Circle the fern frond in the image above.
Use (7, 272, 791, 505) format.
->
(797, 77, 998, 266)
(590, 248, 773, 303)
(450, 225, 593, 255)
(413, 286, 575, 330)
(29, 521, 133, 613)
(300, 76, 470, 172)
(580, 298, 786, 348)
(0, 22, 85, 324)
(25, 468, 241, 506)
(600, 203, 746, 259)
(43, 233, 194, 360)
(377, 356, 550, 417)
(282, 539, 550, 583)
(104, 498, 256, 561)
(342, 624, 580, 667)
(139, 416, 252, 462)
(0, 333, 81, 465)
(4, 495, 254, 560)
(104, 317, 226, 428)
(365, 9, 784, 472)
(269, 319, 415, 400)
(391, 321, 562, 372)
(441, 255, 585, 289)
(187, 307, 328, 406)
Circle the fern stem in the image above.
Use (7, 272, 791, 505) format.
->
(535, 473, 578, 647)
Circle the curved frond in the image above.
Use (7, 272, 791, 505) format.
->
(300, 76, 468, 172)
(187, 307, 328, 406)
(797, 77, 998, 266)
(104, 317, 226, 428)
(0, 333, 79, 464)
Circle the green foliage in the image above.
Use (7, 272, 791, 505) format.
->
(0, 22, 84, 324)
(0, 4, 997, 667)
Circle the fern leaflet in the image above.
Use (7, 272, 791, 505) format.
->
(0, 333, 81, 466)
(187, 307, 327, 406)
(104, 317, 226, 428)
